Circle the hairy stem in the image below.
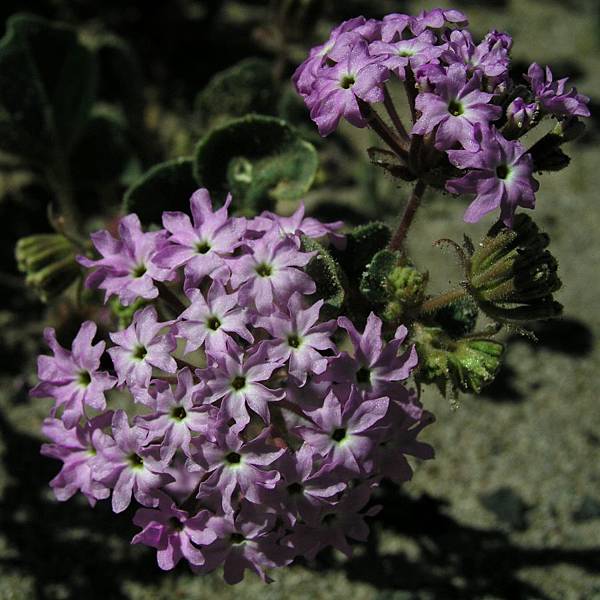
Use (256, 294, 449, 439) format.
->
(389, 179, 427, 251)
(358, 99, 409, 160)
(419, 286, 468, 315)
(383, 85, 410, 142)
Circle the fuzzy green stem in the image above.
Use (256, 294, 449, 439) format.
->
(419, 286, 467, 315)
(389, 179, 427, 251)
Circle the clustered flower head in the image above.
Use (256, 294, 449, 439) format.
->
(36, 191, 433, 584)
(293, 8, 590, 227)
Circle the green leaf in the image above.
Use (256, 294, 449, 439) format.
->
(301, 236, 346, 318)
(0, 13, 97, 163)
(194, 115, 318, 214)
(70, 104, 136, 186)
(333, 221, 391, 280)
(123, 157, 198, 225)
(195, 58, 276, 128)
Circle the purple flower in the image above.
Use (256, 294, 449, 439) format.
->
(132, 500, 217, 569)
(160, 454, 205, 504)
(274, 445, 346, 526)
(250, 203, 345, 249)
(256, 293, 336, 385)
(506, 97, 538, 131)
(319, 314, 418, 400)
(201, 343, 284, 431)
(446, 125, 539, 226)
(380, 13, 413, 43)
(153, 188, 245, 288)
(189, 428, 284, 514)
(284, 484, 379, 559)
(441, 29, 510, 79)
(92, 410, 172, 513)
(376, 410, 435, 484)
(230, 236, 315, 315)
(308, 41, 389, 136)
(410, 8, 468, 36)
(484, 29, 513, 51)
(293, 17, 374, 97)
(108, 306, 177, 388)
(296, 388, 389, 474)
(176, 282, 253, 356)
(41, 413, 113, 505)
(199, 504, 290, 584)
(137, 368, 217, 463)
(526, 63, 590, 118)
(31, 322, 116, 428)
(78, 214, 172, 306)
(412, 64, 502, 151)
(369, 31, 443, 80)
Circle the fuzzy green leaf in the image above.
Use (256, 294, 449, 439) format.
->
(334, 221, 391, 280)
(195, 58, 276, 128)
(70, 105, 136, 186)
(123, 157, 198, 225)
(194, 115, 318, 214)
(301, 236, 346, 318)
(359, 249, 399, 304)
(0, 14, 96, 163)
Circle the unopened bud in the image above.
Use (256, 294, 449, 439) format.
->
(15, 234, 80, 301)
(467, 215, 562, 323)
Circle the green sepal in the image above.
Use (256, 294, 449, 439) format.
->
(123, 157, 198, 226)
(301, 236, 346, 319)
(194, 115, 318, 215)
(0, 13, 97, 163)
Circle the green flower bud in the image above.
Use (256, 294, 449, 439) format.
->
(15, 234, 80, 302)
(359, 249, 428, 322)
(467, 215, 562, 323)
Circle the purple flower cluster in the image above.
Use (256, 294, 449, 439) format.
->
(293, 9, 590, 227)
(36, 191, 433, 583)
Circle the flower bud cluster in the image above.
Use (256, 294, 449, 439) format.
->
(34, 189, 433, 583)
(293, 9, 590, 227)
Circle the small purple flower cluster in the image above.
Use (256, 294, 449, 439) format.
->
(34, 189, 433, 583)
(293, 9, 590, 226)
